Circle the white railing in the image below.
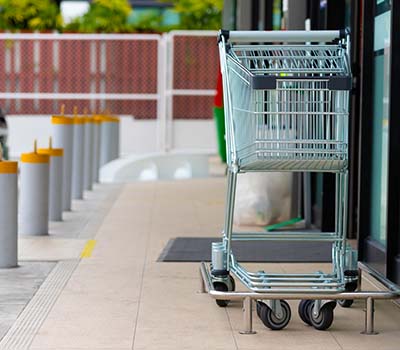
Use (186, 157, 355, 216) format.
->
(0, 31, 219, 153)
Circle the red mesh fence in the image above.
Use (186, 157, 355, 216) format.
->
(0, 33, 218, 120)
(171, 35, 218, 120)
(0, 36, 159, 118)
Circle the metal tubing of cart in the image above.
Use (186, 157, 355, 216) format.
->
(200, 262, 400, 335)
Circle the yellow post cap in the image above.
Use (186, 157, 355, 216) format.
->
(99, 115, 119, 123)
(84, 116, 94, 123)
(0, 161, 18, 174)
(73, 116, 85, 124)
(21, 153, 49, 164)
(51, 115, 74, 125)
(37, 148, 64, 157)
(93, 115, 102, 124)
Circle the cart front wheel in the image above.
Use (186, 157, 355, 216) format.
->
(309, 302, 335, 330)
(338, 299, 354, 308)
(339, 281, 358, 308)
(213, 276, 235, 308)
(298, 299, 313, 325)
(213, 282, 229, 307)
(259, 300, 291, 330)
(256, 301, 264, 318)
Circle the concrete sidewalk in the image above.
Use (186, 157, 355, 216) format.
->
(1, 179, 399, 349)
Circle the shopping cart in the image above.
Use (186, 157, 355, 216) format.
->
(209, 30, 358, 331)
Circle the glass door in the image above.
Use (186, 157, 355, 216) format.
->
(369, 2, 391, 248)
(358, 0, 392, 276)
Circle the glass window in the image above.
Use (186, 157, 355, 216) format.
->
(369, 9, 391, 245)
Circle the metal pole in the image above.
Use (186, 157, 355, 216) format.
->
(52, 115, 73, 211)
(92, 117, 101, 183)
(37, 142, 64, 221)
(83, 117, 94, 191)
(363, 297, 378, 335)
(240, 297, 256, 334)
(99, 117, 113, 167)
(199, 267, 206, 293)
(19, 144, 50, 235)
(71, 116, 84, 199)
(0, 158, 18, 268)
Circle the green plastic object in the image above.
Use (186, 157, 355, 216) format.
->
(214, 106, 226, 163)
(264, 217, 303, 232)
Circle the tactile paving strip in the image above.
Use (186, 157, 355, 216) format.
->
(0, 260, 79, 350)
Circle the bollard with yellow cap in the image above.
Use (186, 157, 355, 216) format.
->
(99, 114, 120, 167)
(92, 114, 101, 183)
(38, 138, 64, 221)
(110, 114, 120, 161)
(51, 105, 73, 211)
(0, 144, 18, 267)
(19, 140, 50, 236)
(72, 107, 85, 200)
(83, 113, 93, 191)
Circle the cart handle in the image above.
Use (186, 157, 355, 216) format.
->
(219, 29, 348, 43)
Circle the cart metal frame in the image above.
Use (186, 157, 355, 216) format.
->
(200, 261, 400, 335)
(203, 29, 400, 332)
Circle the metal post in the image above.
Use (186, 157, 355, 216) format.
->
(19, 143, 50, 235)
(99, 117, 113, 167)
(240, 297, 256, 334)
(0, 157, 18, 268)
(52, 114, 73, 211)
(71, 115, 84, 200)
(224, 169, 237, 271)
(362, 297, 378, 335)
(37, 140, 64, 221)
(92, 116, 101, 183)
(199, 267, 206, 293)
(83, 116, 93, 191)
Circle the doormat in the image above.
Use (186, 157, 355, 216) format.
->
(158, 237, 332, 262)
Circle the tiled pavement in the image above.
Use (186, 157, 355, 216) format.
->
(1, 178, 399, 349)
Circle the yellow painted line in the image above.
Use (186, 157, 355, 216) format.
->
(80, 240, 97, 258)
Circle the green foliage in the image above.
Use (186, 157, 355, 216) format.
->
(168, 0, 223, 30)
(129, 11, 163, 33)
(64, 0, 132, 33)
(0, 0, 62, 31)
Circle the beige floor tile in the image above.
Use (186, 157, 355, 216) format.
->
(19, 238, 87, 261)
(133, 327, 237, 350)
(17, 178, 400, 350)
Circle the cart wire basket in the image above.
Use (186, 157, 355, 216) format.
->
(209, 29, 358, 331)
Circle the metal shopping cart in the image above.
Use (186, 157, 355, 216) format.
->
(207, 30, 358, 331)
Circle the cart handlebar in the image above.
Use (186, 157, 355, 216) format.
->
(219, 29, 348, 44)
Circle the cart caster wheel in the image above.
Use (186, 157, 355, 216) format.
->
(213, 276, 235, 308)
(338, 299, 354, 308)
(229, 275, 236, 292)
(309, 301, 335, 330)
(256, 301, 264, 318)
(298, 299, 313, 325)
(258, 300, 291, 330)
(213, 282, 229, 307)
(339, 280, 357, 308)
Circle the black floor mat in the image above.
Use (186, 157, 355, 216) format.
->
(158, 237, 332, 262)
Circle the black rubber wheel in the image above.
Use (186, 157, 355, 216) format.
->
(338, 299, 354, 308)
(309, 302, 335, 330)
(339, 280, 357, 308)
(259, 300, 291, 330)
(229, 275, 236, 292)
(298, 299, 313, 325)
(213, 282, 230, 307)
(256, 301, 264, 318)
